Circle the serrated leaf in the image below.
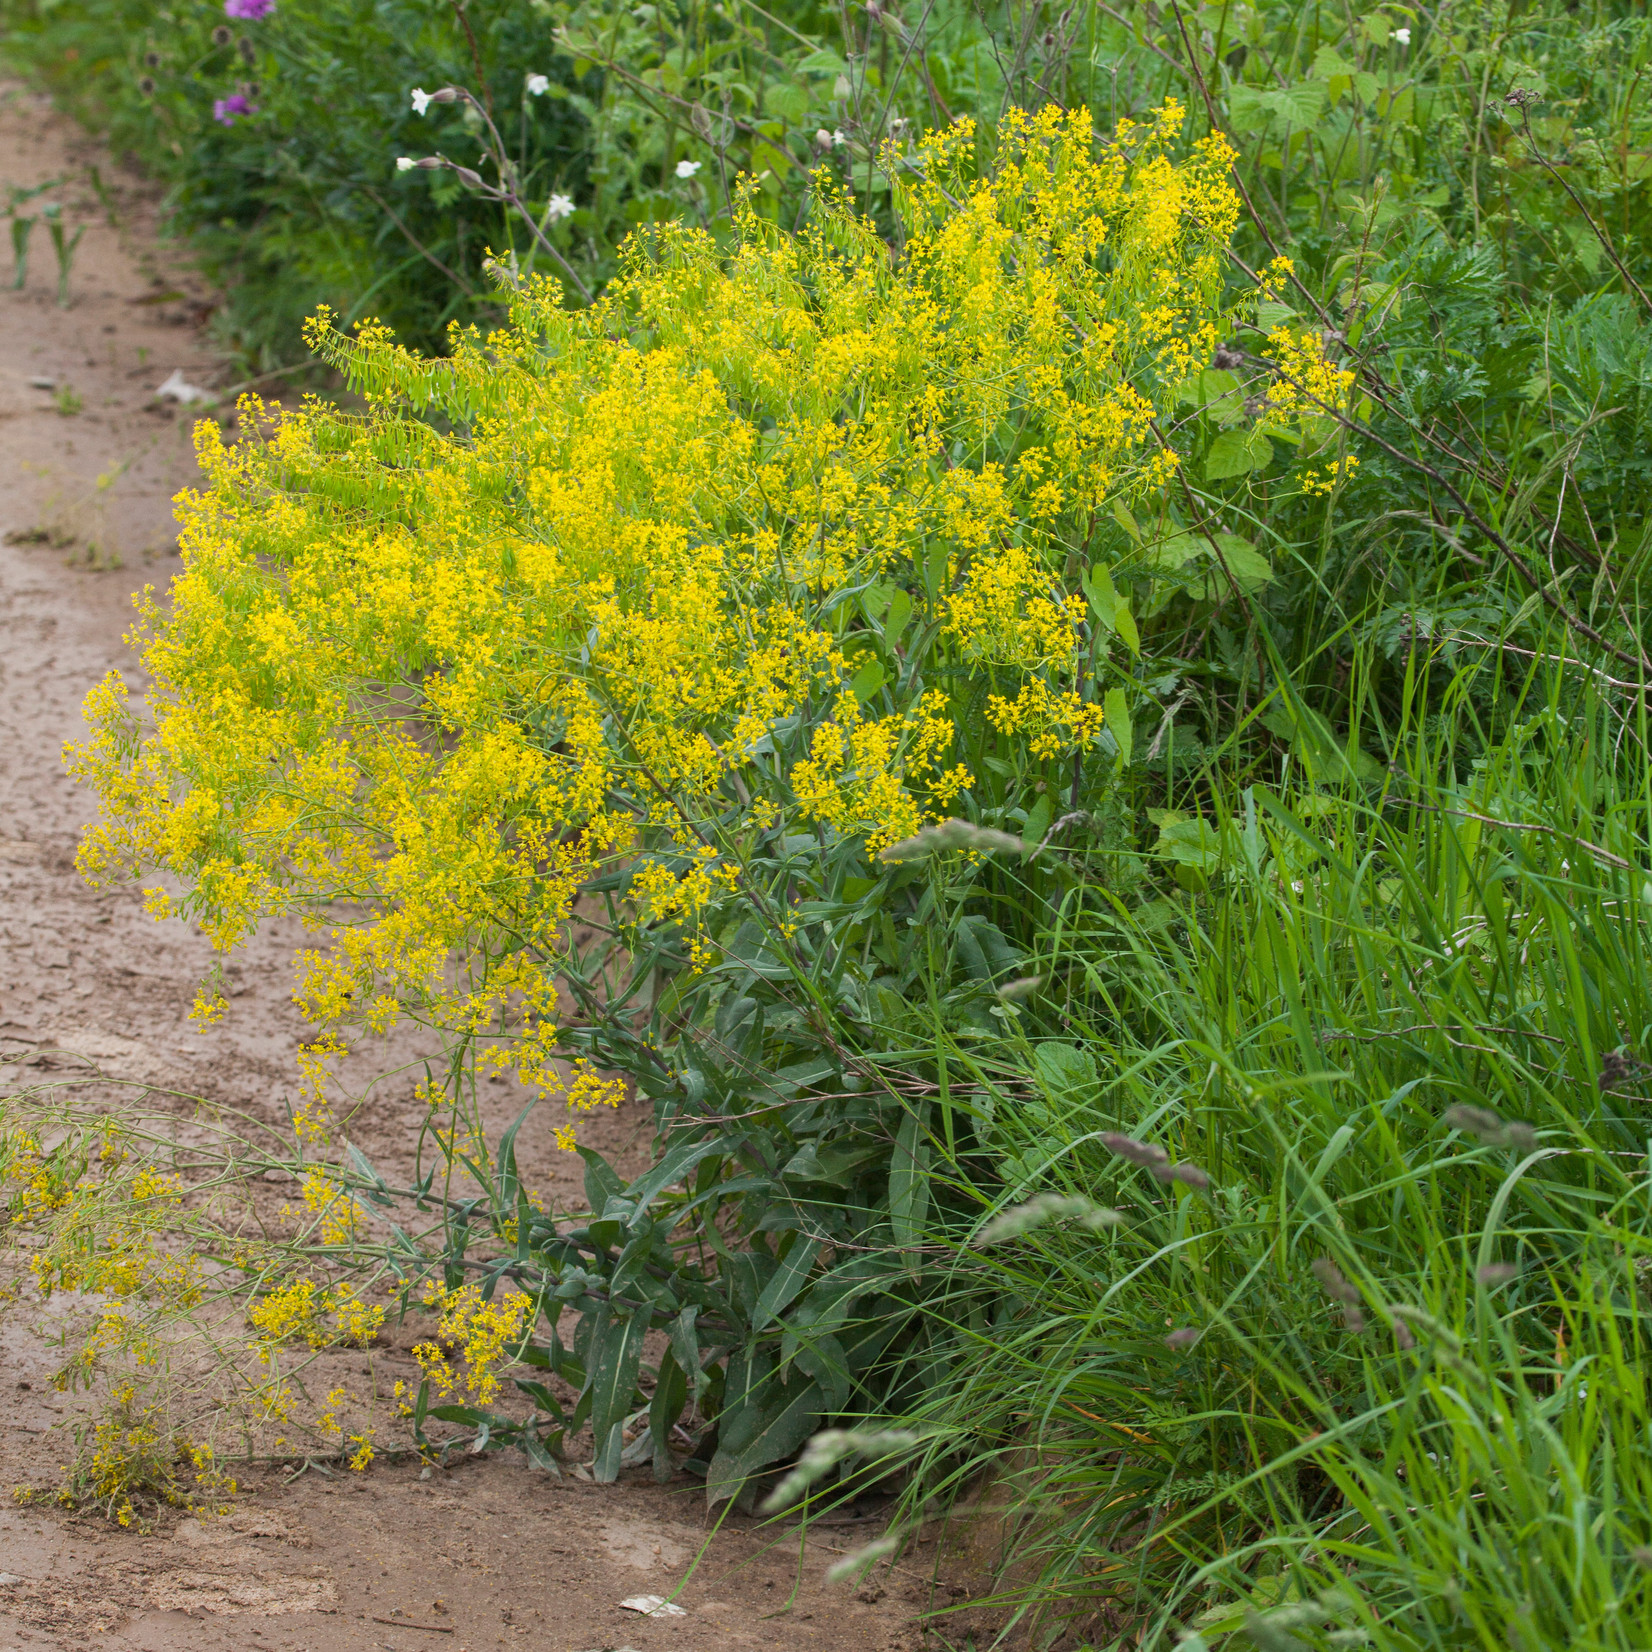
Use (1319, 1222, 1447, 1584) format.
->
(1260, 80, 1327, 128)
(1205, 427, 1273, 480)
(1310, 45, 1353, 81)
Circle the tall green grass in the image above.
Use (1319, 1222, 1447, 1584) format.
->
(834, 647, 1652, 1647)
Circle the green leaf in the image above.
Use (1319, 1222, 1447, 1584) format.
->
(1109, 498, 1143, 542)
(1143, 532, 1204, 571)
(1032, 1041, 1098, 1106)
(752, 1237, 820, 1331)
(889, 1109, 930, 1249)
(668, 1305, 707, 1403)
(577, 1146, 625, 1217)
(1156, 816, 1223, 872)
(1310, 45, 1354, 81)
(1214, 535, 1274, 591)
(1261, 80, 1327, 128)
(763, 80, 811, 124)
(1022, 792, 1053, 850)
(587, 1302, 651, 1483)
(649, 1348, 689, 1483)
(625, 1134, 732, 1218)
(850, 657, 888, 703)
(707, 1380, 826, 1506)
(1204, 427, 1273, 480)
(429, 1403, 490, 1426)
(1114, 597, 1140, 655)
(1104, 687, 1132, 766)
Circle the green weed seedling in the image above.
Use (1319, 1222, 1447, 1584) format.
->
(42, 203, 86, 307)
(6, 178, 61, 290)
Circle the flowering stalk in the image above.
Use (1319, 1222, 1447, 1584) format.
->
(405, 84, 592, 303)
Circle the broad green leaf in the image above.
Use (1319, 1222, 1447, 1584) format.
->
(1022, 791, 1053, 850)
(1205, 427, 1273, 480)
(1215, 535, 1274, 591)
(1157, 816, 1223, 872)
(850, 657, 888, 703)
(763, 80, 810, 123)
(1260, 81, 1327, 129)
(890, 1109, 930, 1249)
(1143, 532, 1204, 571)
(707, 1380, 825, 1506)
(587, 1302, 651, 1483)
(577, 1145, 625, 1217)
(752, 1237, 820, 1331)
(1032, 1041, 1098, 1106)
(1311, 44, 1354, 83)
(1104, 687, 1133, 766)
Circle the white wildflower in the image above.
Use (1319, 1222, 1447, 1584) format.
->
(832, 127, 847, 147)
(411, 86, 433, 115)
(1393, 26, 1410, 44)
(396, 156, 416, 172)
(526, 72, 550, 95)
(545, 193, 574, 221)
(675, 159, 701, 179)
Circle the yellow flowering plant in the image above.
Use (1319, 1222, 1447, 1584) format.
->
(64, 102, 1344, 1501)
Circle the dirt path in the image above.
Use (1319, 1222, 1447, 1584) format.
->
(0, 81, 935, 1652)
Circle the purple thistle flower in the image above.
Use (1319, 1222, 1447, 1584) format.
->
(213, 92, 256, 124)
(224, 0, 274, 18)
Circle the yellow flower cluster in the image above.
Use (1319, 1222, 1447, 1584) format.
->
(986, 678, 1110, 761)
(68, 103, 1239, 1135)
(280, 1167, 360, 1247)
(73, 1383, 236, 1529)
(1261, 324, 1356, 422)
(413, 1282, 533, 1405)
(247, 1274, 385, 1349)
(4, 1130, 202, 1308)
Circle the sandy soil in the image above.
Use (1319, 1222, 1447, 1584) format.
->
(0, 80, 957, 1652)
